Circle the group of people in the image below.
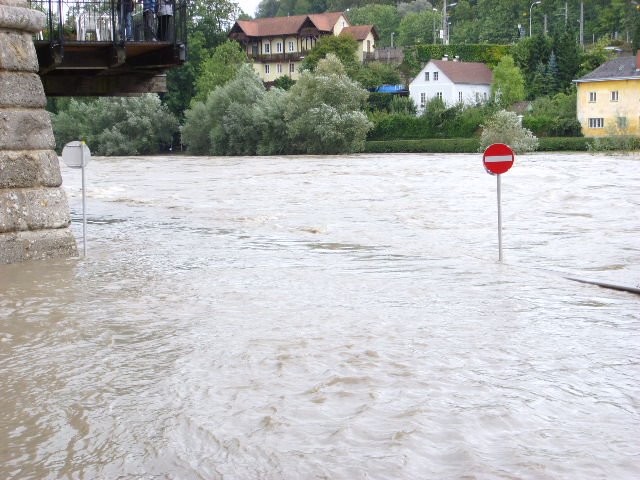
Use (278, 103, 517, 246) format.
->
(118, 0, 173, 42)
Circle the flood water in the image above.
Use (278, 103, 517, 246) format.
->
(1, 153, 639, 479)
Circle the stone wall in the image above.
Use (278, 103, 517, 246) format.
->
(0, 0, 77, 263)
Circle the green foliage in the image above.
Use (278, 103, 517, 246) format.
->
(523, 91, 582, 137)
(182, 64, 266, 155)
(273, 75, 296, 90)
(300, 34, 359, 71)
(182, 55, 372, 155)
(398, 10, 441, 47)
(346, 4, 400, 48)
(491, 55, 525, 107)
(389, 96, 416, 115)
(577, 39, 615, 77)
(51, 95, 179, 155)
(349, 62, 401, 90)
(364, 138, 481, 154)
(194, 41, 249, 102)
(537, 137, 589, 151)
(480, 110, 538, 153)
(286, 54, 372, 154)
(587, 136, 640, 152)
(368, 100, 494, 141)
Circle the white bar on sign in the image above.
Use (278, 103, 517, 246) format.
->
(485, 155, 513, 162)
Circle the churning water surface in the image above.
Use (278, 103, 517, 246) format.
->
(1, 153, 639, 479)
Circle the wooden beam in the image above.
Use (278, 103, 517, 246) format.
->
(42, 73, 167, 96)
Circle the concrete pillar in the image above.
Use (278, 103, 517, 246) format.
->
(0, 0, 77, 263)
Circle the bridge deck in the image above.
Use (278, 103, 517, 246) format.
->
(29, 0, 187, 96)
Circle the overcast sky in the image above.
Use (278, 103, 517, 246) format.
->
(238, 0, 260, 16)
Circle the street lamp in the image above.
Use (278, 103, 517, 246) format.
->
(443, 2, 457, 45)
(530, 1, 541, 37)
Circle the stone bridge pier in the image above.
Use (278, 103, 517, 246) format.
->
(0, 0, 77, 263)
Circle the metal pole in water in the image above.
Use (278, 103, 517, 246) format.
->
(81, 148, 87, 256)
(497, 174, 503, 262)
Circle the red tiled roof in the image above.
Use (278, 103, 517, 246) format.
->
(432, 60, 493, 85)
(340, 25, 379, 41)
(308, 12, 344, 31)
(233, 12, 345, 38)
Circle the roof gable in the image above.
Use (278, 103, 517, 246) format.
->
(340, 25, 379, 41)
(430, 60, 493, 85)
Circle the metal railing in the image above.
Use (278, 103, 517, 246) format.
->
(28, 0, 187, 45)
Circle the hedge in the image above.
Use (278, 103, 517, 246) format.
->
(364, 137, 594, 153)
(364, 138, 480, 153)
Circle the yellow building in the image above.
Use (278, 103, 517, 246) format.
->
(228, 12, 376, 84)
(574, 53, 640, 137)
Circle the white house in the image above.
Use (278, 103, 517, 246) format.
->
(409, 57, 493, 112)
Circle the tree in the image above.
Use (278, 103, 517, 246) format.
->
(346, 4, 400, 47)
(52, 95, 179, 155)
(300, 34, 359, 71)
(398, 10, 440, 46)
(491, 55, 525, 107)
(349, 61, 401, 90)
(182, 64, 266, 155)
(480, 110, 538, 154)
(552, 29, 581, 92)
(285, 54, 373, 154)
(194, 40, 248, 102)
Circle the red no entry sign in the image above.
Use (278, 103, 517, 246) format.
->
(483, 143, 515, 175)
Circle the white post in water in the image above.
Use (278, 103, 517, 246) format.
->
(497, 174, 503, 262)
(62, 141, 92, 256)
(483, 143, 515, 262)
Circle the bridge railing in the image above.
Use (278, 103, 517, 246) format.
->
(28, 0, 187, 45)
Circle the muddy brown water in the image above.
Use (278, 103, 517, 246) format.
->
(1, 153, 639, 479)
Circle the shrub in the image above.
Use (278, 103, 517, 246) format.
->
(365, 138, 480, 153)
(52, 95, 179, 155)
(537, 137, 589, 151)
(480, 110, 538, 153)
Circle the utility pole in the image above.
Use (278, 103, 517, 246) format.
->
(443, 0, 448, 46)
(565, 1, 568, 26)
(580, 1, 584, 47)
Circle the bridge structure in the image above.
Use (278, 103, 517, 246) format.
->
(29, 0, 187, 95)
(0, 0, 187, 263)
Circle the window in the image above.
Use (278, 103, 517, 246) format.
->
(458, 92, 463, 102)
(277, 64, 282, 74)
(483, 92, 488, 101)
(276, 42, 282, 53)
(436, 92, 443, 100)
(288, 41, 295, 52)
(264, 64, 270, 74)
(611, 90, 619, 101)
(289, 63, 295, 73)
(424, 72, 430, 81)
(433, 71, 439, 81)
(420, 92, 426, 106)
(264, 43, 270, 54)
(589, 91, 597, 102)
(588, 118, 604, 128)
(617, 116, 627, 129)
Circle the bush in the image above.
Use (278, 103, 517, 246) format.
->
(51, 95, 179, 155)
(524, 92, 583, 137)
(587, 136, 640, 152)
(537, 137, 589, 151)
(480, 110, 538, 153)
(365, 138, 481, 153)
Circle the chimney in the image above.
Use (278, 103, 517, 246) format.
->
(442, 54, 449, 61)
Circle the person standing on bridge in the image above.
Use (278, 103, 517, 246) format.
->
(117, 0, 134, 41)
(156, 0, 173, 41)
(143, 0, 157, 41)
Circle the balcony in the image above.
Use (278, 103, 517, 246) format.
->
(27, 0, 187, 95)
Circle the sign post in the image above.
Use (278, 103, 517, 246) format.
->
(61, 141, 91, 256)
(483, 143, 515, 262)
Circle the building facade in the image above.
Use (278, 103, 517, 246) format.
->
(574, 53, 640, 137)
(409, 57, 493, 113)
(228, 12, 375, 83)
